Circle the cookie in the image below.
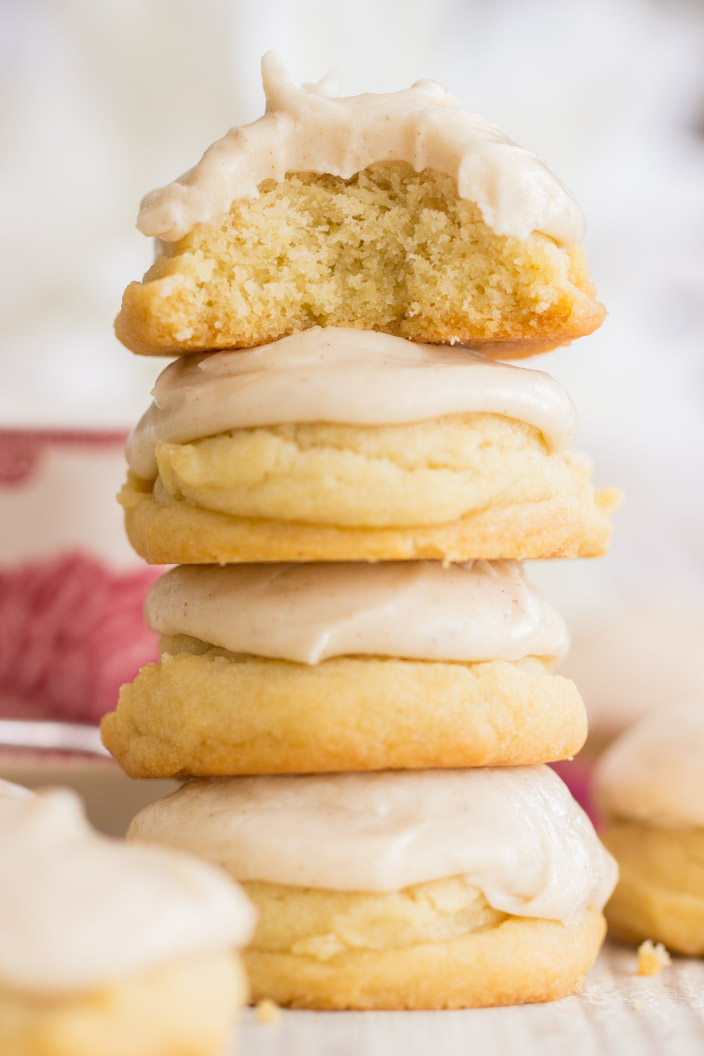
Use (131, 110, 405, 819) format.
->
(121, 329, 617, 564)
(127, 767, 616, 1009)
(116, 56, 604, 357)
(0, 788, 254, 1056)
(595, 703, 704, 954)
(102, 560, 585, 777)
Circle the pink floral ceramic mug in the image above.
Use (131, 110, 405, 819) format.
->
(0, 429, 160, 725)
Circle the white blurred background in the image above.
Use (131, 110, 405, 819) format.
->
(2, 0, 703, 735)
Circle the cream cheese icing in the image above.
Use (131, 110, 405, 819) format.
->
(147, 560, 569, 665)
(0, 788, 255, 994)
(0, 779, 33, 799)
(126, 327, 577, 481)
(138, 52, 584, 247)
(594, 703, 704, 828)
(128, 767, 617, 926)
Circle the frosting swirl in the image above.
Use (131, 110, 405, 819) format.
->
(147, 560, 569, 665)
(139, 53, 583, 247)
(0, 789, 254, 993)
(127, 327, 577, 481)
(129, 767, 616, 925)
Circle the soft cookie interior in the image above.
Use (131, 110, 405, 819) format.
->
(116, 164, 605, 356)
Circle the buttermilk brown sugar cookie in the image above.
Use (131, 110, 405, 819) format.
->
(0, 788, 254, 1056)
(121, 328, 618, 564)
(594, 703, 704, 955)
(101, 561, 587, 777)
(116, 54, 604, 358)
(128, 767, 617, 1009)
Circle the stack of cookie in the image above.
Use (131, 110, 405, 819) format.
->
(103, 55, 618, 1009)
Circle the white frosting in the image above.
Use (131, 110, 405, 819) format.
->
(127, 327, 577, 481)
(138, 53, 583, 247)
(0, 788, 255, 993)
(147, 560, 569, 665)
(594, 703, 704, 827)
(129, 767, 616, 926)
(0, 778, 33, 799)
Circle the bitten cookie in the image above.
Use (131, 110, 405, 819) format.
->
(116, 55, 604, 357)
(595, 703, 704, 955)
(121, 328, 617, 565)
(0, 787, 254, 1056)
(101, 560, 586, 777)
(128, 767, 617, 1009)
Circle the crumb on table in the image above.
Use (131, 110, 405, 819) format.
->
(255, 998, 281, 1023)
(637, 939, 671, 976)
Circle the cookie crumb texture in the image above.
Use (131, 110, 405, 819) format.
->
(255, 999, 281, 1024)
(152, 416, 588, 529)
(100, 649, 586, 778)
(119, 414, 619, 565)
(117, 164, 604, 357)
(637, 939, 671, 976)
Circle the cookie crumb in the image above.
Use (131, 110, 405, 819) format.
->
(255, 998, 281, 1023)
(631, 999, 644, 1011)
(637, 939, 671, 976)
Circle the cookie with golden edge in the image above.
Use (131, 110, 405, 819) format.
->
(116, 55, 604, 358)
(120, 413, 618, 565)
(101, 641, 586, 778)
(117, 164, 604, 359)
(598, 823, 704, 955)
(240, 880, 606, 1010)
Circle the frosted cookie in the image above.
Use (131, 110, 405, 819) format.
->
(0, 788, 254, 1056)
(121, 329, 617, 564)
(128, 766, 616, 1009)
(594, 703, 704, 955)
(101, 560, 586, 777)
(116, 55, 604, 358)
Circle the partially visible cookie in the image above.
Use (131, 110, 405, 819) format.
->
(117, 166, 604, 358)
(0, 788, 254, 1056)
(128, 767, 617, 1009)
(0, 952, 246, 1056)
(103, 649, 586, 778)
(595, 703, 704, 954)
